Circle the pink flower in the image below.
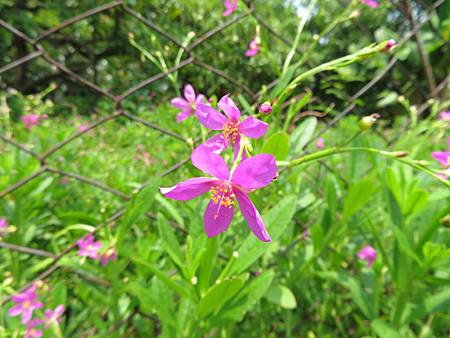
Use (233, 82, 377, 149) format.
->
(361, 0, 379, 8)
(432, 138, 450, 168)
(316, 138, 325, 149)
(100, 247, 117, 266)
(259, 102, 272, 115)
(8, 286, 44, 324)
(357, 245, 377, 267)
(160, 146, 277, 242)
(25, 318, 44, 338)
(77, 233, 102, 260)
(245, 38, 260, 57)
(0, 217, 8, 237)
(223, 0, 238, 16)
(439, 111, 450, 122)
(196, 95, 268, 155)
(21, 114, 47, 129)
(77, 124, 89, 132)
(44, 305, 65, 328)
(171, 84, 206, 123)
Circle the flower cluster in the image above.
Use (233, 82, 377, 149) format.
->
(77, 233, 117, 265)
(164, 92, 277, 242)
(8, 283, 64, 337)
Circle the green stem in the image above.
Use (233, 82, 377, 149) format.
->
(280, 147, 450, 187)
(229, 139, 246, 176)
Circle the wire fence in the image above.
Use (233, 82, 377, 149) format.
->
(0, 0, 447, 311)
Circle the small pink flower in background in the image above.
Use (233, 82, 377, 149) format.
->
(361, 0, 379, 8)
(77, 124, 89, 132)
(259, 102, 272, 115)
(0, 217, 8, 237)
(196, 95, 268, 155)
(357, 245, 377, 267)
(44, 305, 65, 328)
(439, 111, 450, 122)
(134, 144, 153, 166)
(100, 247, 117, 266)
(316, 138, 325, 149)
(223, 0, 238, 16)
(245, 38, 260, 57)
(432, 137, 450, 180)
(77, 233, 102, 260)
(161, 146, 277, 242)
(8, 286, 44, 324)
(25, 318, 44, 338)
(171, 84, 205, 123)
(21, 114, 47, 129)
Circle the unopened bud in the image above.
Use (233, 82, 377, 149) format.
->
(392, 151, 408, 158)
(259, 102, 272, 115)
(350, 10, 360, 18)
(232, 251, 239, 258)
(191, 276, 198, 285)
(359, 113, 381, 130)
(383, 39, 396, 52)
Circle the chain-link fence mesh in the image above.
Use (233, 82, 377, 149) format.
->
(0, 0, 448, 309)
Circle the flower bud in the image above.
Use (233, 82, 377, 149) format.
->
(392, 151, 408, 158)
(259, 102, 272, 115)
(359, 113, 380, 130)
(383, 39, 396, 52)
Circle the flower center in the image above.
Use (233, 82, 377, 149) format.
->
(23, 300, 31, 309)
(222, 121, 239, 145)
(210, 182, 235, 211)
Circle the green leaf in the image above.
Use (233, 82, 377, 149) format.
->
(117, 178, 160, 248)
(316, 271, 375, 319)
(290, 117, 317, 154)
(132, 258, 193, 299)
(157, 213, 185, 273)
(391, 226, 422, 265)
(128, 281, 177, 327)
(264, 284, 297, 309)
(343, 178, 378, 223)
(222, 195, 296, 278)
(260, 132, 290, 161)
(198, 274, 248, 318)
(371, 318, 403, 338)
(156, 194, 185, 228)
(211, 271, 275, 324)
(405, 288, 450, 323)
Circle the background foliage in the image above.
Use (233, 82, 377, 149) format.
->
(1, 0, 449, 337)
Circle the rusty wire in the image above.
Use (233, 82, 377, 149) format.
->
(0, 0, 446, 309)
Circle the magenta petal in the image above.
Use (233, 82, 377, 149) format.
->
(239, 116, 268, 139)
(195, 104, 227, 130)
(218, 94, 241, 122)
(177, 108, 192, 123)
(232, 154, 277, 189)
(204, 200, 234, 237)
(161, 177, 216, 200)
(432, 151, 450, 166)
(234, 189, 271, 242)
(184, 84, 195, 102)
(195, 94, 205, 104)
(8, 305, 22, 316)
(203, 134, 228, 154)
(171, 97, 189, 109)
(191, 145, 230, 180)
